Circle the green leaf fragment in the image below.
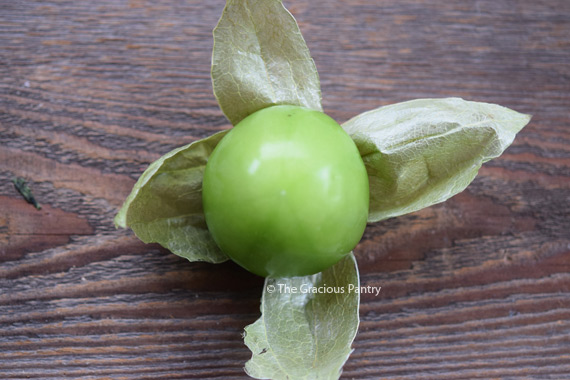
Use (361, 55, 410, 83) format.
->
(114, 130, 229, 263)
(342, 98, 531, 222)
(212, 0, 322, 126)
(244, 253, 360, 380)
(12, 177, 41, 210)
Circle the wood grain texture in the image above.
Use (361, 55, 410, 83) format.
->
(1, 0, 569, 379)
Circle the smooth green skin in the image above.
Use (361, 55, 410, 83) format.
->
(202, 105, 369, 278)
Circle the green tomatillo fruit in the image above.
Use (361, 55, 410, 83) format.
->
(202, 105, 369, 278)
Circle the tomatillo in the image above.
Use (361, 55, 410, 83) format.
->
(202, 105, 369, 277)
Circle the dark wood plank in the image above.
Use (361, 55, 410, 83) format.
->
(1, 0, 569, 378)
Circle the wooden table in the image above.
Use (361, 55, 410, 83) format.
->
(1, 0, 569, 378)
